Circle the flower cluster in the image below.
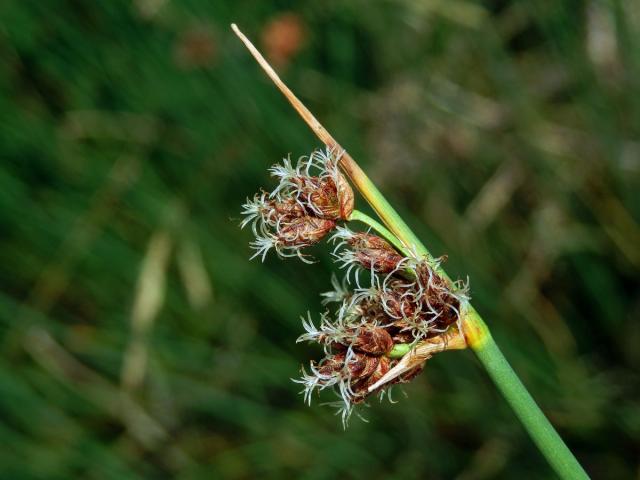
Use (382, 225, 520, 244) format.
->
(241, 148, 354, 263)
(295, 228, 469, 425)
(240, 147, 469, 427)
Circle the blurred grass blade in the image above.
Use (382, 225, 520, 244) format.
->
(121, 230, 172, 391)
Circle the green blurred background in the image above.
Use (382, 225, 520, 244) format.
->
(1, 1, 639, 478)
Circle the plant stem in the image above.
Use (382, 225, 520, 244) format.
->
(350, 209, 410, 256)
(232, 24, 589, 480)
(469, 310, 588, 480)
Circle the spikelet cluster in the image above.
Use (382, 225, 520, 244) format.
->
(240, 147, 469, 426)
(240, 148, 354, 263)
(294, 227, 469, 426)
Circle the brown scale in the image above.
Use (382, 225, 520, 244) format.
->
(350, 356, 391, 403)
(315, 325, 393, 356)
(273, 198, 306, 218)
(419, 289, 460, 332)
(316, 351, 382, 391)
(414, 262, 462, 333)
(347, 233, 404, 274)
(422, 299, 459, 333)
(349, 326, 394, 355)
(364, 355, 391, 389)
(347, 352, 381, 379)
(306, 178, 340, 219)
(253, 191, 305, 225)
(294, 174, 354, 221)
(380, 286, 421, 320)
(277, 216, 336, 246)
(316, 352, 346, 376)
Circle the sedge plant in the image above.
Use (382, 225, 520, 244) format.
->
(232, 24, 589, 480)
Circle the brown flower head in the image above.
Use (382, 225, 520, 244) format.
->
(294, 250, 470, 426)
(241, 148, 354, 262)
(332, 228, 405, 275)
(329, 228, 407, 286)
(240, 150, 470, 426)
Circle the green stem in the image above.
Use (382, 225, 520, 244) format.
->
(469, 309, 588, 479)
(349, 209, 410, 256)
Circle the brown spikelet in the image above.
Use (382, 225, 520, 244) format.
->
(300, 173, 354, 221)
(353, 356, 392, 401)
(347, 233, 404, 273)
(273, 198, 307, 218)
(278, 216, 336, 246)
(351, 326, 394, 355)
(348, 352, 381, 379)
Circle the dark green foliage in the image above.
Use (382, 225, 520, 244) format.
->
(0, 1, 638, 478)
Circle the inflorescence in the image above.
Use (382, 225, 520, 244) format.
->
(241, 147, 469, 426)
(240, 148, 353, 263)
